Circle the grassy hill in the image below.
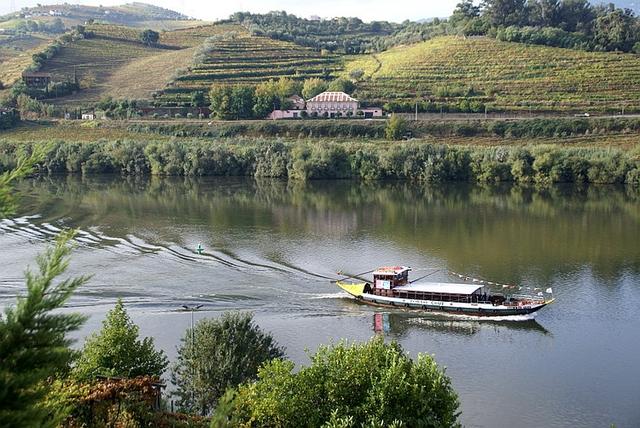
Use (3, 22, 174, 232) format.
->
(5, 24, 640, 116)
(0, 33, 53, 87)
(343, 36, 640, 113)
(20, 23, 231, 105)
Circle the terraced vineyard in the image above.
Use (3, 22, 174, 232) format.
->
(156, 31, 343, 107)
(343, 36, 640, 113)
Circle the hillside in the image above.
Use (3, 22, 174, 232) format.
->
(343, 36, 640, 113)
(18, 23, 231, 105)
(0, 2, 198, 31)
(154, 28, 343, 107)
(0, 33, 53, 87)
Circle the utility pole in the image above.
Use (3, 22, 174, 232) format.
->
(181, 304, 203, 412)
(415, 100, 418, 121)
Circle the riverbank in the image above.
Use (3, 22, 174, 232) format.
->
(1, 138, 638, 185)
(4, 117, 640, 148)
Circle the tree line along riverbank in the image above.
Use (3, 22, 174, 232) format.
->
(1, 139, 638, 186)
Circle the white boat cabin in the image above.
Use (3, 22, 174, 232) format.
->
(370, 266, 496, 303)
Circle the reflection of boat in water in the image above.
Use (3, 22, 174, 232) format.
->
(336, 266, 555, 317)
(373, 312, 550, 337)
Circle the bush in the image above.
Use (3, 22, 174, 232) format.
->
(213, 337, 460, 427)
(385, 114, 407, 140)
(171, 312, 284, 416)
(1, 140, 638, 186)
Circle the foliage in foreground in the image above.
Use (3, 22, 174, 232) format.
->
(213, 337, 460, 428)
(0, 232, 89, 427)
(73, 299, 169, 381)
(1, 139, 638, 187)
(44, 376, 209, 428)
(171, 312, 285, 416)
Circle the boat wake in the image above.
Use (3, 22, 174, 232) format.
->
(308, 292, 349, 300)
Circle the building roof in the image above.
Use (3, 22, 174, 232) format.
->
(307, 91, 358, 103)
(374, 266, 411, 276)
(395, 282, 483, 295)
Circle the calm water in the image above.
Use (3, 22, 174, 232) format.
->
(1, 176, 639, 428)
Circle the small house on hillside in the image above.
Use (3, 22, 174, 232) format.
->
(288, 95, 306, 110)
(267, 95, 307, 119)
(306, 91, 358, 117)
(360, 107, 384, 118)
(22, 72, 51, 88)
(81, 112, 95, 120)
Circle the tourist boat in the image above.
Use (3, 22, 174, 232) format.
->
(335, 266, 554, 317)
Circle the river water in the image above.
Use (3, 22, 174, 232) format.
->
(1, 176, 639, 428)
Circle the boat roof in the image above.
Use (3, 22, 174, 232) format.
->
(395, 282, 483, 295)
(373, 266, 411, 276)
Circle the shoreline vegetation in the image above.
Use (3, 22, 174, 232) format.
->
(1, 138, 638, 186)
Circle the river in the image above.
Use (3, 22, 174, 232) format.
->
(1, 176, 639, 428)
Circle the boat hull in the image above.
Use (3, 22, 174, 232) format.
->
(336, 281, 551, 317)
(361, 294, 548, 316)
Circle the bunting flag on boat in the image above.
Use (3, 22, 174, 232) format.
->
(546, 288, 553, 294)
(449, 271, 519, 290)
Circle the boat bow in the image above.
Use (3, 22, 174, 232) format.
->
(336, 281, 366, 297)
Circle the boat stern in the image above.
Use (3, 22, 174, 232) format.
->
(336, 281, 366, 298)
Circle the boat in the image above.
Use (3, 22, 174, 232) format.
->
(335, 266, 554, 317)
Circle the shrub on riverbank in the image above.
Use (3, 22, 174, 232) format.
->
(0, 139, 638, 186)
(213, 338, 460, 427)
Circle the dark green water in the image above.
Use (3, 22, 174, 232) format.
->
(1, 176, 639, 427)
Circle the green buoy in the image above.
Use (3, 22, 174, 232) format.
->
(196, 243, 204, 255)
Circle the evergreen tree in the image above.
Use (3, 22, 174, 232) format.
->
(171, 312, 284, 416)
(73, 299, 168, 381)
(0, 231, 89, 427)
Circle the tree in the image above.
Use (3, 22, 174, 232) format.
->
(171, 312, 284, 416)
(253, 80, 280, 118)
(210, 84, 256, 120)
(481, 0, 527, 27)
(213, 337, 460, 427)
(593, 8, 638, 52)
(451, 0, 481, 24)
(209, 84, 233, 120)
(557, 0, 594, 32)
(385, 114, 407, 140)
(230, 85, 256, 119)
(302, 77, 328, 100)
(140, 29, 159, 46)
(191, 91, 206, 108)
(327, 78, 356, 94)
(73, 299, 168, 381)
(0, 231, 89, 428)
(528, 0, 561, 27)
